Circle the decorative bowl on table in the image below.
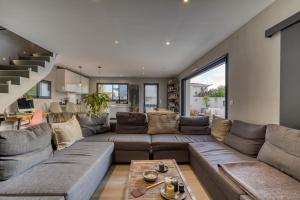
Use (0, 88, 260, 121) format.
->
(143, 170, 158, 182)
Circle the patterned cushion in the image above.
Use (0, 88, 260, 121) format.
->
(147, 112, 180, 134)
(211, 115, 232, 141)
(51, 116, 83, 150)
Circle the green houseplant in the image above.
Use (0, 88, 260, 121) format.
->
(83, 92, 109, 116)
(203, 95, 210, 111)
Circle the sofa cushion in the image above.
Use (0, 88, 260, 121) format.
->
(51, 116, 84, 150)
(258, 124, 300, 181)
(0, 142, 114, 200)
(211, 115, 232, 141)
(116, 112, 147, 134)
(151, 134, 215, 151)
(189, 142, 255, 200)
(224, 120, 266, 157)
(0, 123, 52, 156)
(0, 197, 64, 200)
(77, 113, 110, 136)
(179, 116, 210, 135)
(81, 132, 151, 151)
(0, 123, 53, 181)
(147, 112, 180, 134)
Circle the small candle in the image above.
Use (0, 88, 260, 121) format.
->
(165, 177, 172, 191)
(158, 161, 165, 171)
(166, 184, 175, 198)
(179, 183, 185, 193)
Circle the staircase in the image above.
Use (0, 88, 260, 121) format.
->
(0, 52, 56, 113)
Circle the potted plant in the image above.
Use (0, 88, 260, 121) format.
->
(83, 92, 109, 116)
(203, 95, 210, 113)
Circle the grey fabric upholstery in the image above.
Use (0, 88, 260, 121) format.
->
(153, 150, 189, 163)
(0, 144, 53, 181)
(224, 120, 266, 157)
(240, 195, 254, 200)
(151, 134, 215, 150)
(189, 142, 255, 200)
(114, 150, 149, 163)
(81, 132, 151, 150)
(76, 113, 110, 136)
(0, 142, 114, 200)
(258, 124, 300, 181)
(0, 123, 53, 181)
(0, 123, 52, 156)
(116, 112, 147, 134)
(180, 126, 210, 135)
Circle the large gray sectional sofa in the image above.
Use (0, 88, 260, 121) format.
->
(0, 112, 299, 200)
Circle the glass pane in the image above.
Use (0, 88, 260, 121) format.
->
(26, 85, 38, 97)
(99, 84, 113, 100)
(112, 84, 119, 101)
(39, 81, 51, 97)
(145, 84, 158, 112)
(184, 62, 226, 119)
(119, 84, 128, 101)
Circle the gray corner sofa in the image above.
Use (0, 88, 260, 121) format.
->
(0, 112, 299, 200)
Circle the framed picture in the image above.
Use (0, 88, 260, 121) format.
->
(26, 80, 52, 99)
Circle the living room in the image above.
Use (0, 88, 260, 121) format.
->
(0, 0, 299, 200)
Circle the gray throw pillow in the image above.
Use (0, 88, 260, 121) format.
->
(0, 123, 53, 181)
(224, 120, 266, 157)
(258, 125, 300, 181)
(76, 113, 110, 136)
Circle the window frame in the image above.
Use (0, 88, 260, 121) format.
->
(97, 83, 129, 104)
(181, 54, 228, 118)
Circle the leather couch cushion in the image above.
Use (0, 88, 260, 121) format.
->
(189, 142, 255, 200)
(81, 132, 151, 151)
(180, 116, 210, 135)
(0, 123, 53, 181)
(116, 112, 147, 134)
(211, 116, 232, 141)
(147, 112, 180, 134)
(258, 124, 300, 181)
(77, 113, 110, 136)
(151, 134, 215, 151)
(224, 120, 266, 157)
(0, 142, 114, 200)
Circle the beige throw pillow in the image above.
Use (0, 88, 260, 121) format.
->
(51, 116, 83, 150)
(211, 115, 232, 141)
(147, 112, 180, 134)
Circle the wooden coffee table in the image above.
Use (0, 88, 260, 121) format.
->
(125, 159, 196, 200)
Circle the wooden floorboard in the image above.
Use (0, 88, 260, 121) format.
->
(91, 164, 210, 200)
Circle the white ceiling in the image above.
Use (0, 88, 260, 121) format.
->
(0, 0, 275, 78)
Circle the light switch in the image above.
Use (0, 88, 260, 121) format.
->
(229, 100, 234, 106)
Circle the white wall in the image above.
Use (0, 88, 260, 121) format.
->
(89, 77, 169, 112)
(179, 0, 300, 124)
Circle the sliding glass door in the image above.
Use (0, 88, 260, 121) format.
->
(182, 56, 228, 118)
(144, 83, 159, 112)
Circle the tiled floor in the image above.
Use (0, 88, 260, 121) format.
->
(92, 164, 210, 200)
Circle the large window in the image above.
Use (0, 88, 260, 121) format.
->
(97, 83, 128, 104)
(182, 56, 228, 119)
(144, 83, 159, 112)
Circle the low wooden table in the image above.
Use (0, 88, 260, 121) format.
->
(125, 159, 196, 200)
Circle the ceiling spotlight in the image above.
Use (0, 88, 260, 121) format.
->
(142, 66, 145, 70)
(183, 0, 189, 3)
(114, 40, 119, 44)
(165, 41, 171, 46)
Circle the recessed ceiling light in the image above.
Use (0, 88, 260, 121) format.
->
(142, 66, 145, 70)
(165, 41, 171, 46)
(114, 40, 119, 44)
(183, 0, 189, 3)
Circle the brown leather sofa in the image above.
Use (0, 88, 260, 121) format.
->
(79, 112, 300, 200)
